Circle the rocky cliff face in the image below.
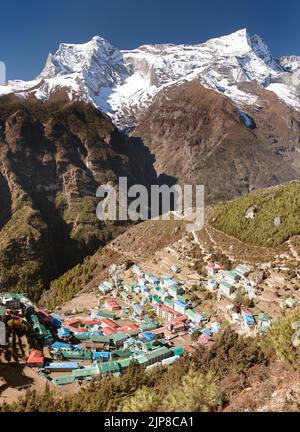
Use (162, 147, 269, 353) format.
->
(0, 96, 156, 299)
(133, 81, 299, 202)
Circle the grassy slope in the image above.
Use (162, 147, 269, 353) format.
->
(210, 180, 300, 249)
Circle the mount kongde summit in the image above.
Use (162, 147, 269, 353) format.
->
(1, 28, 300, 128)
(0, 29, 299, 296)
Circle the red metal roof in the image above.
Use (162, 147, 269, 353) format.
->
(241, 308, 252, 315)
(102, 326, 115, 335)
(100, 317, 119, 329)
(196, 334, 212, 345)
(36, 309, 50, 317)
(105, 300, 120, 309)
(105, 299, 119, 305)
(118, 323, 139, 333)
(27, 350, 44, 364)
(173, 322, 186, 329)
(185, 345, 196, 353)
(158, 303, 181, 316)
(71, 326, 87, 333)
(174, 315, 187, 322)
(127, 323, 138, 330)
(65, 318, 82, 327)
(85, 320, 102, 326)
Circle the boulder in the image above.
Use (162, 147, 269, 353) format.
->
(245, 205, 258, 219)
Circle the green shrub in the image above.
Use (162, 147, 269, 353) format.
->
(261, 307, 300, 364)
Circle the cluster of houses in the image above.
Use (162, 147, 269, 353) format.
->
(97, 262, 277, 343)
(205, 259, 274, 332)
(2, 254, 297, 389)
(206, 263, 254, 297)
(25, 310, 185, 386)
(1, 265, 240, 387)
(101, 264, 208, 334)
(0, 287, 188, 386)
(99, 265, 232, 345)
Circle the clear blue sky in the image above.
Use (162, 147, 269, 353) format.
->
(1, 0, 299, 80)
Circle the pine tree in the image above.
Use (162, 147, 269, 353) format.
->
(162, 369, 222, 412)
(262, 307, 300, 364)
(120, 387, 160, 412)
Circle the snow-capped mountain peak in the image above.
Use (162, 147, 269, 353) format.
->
(38, 36, 129, 91)
(0, 29, 299, 128)
(277, 55, 300, 72)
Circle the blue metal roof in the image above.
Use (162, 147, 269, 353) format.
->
(51, 341, 72, 349)
(58, 328, 71, 337)
(174, 300, 187, 306)
(93, 351, 110, 360)
(143, 332, 155, 341)
(201, 328, 212, 336)
(167, 280, 179, 287)
(243, 314, 255, 326)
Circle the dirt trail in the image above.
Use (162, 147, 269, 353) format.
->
(191, 230, 205, 253)
(287, 239, 300, 262)
(193, 226, 235, 261)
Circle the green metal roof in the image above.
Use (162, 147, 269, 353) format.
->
(141, 341, 155, 351)
(152, 296, 161, 303)
(111, 333, 128, 342)
(258, 312, 269, 321)
(72, 366, 100, 378)
(145, 346, 170, 361)
(118, 357, 134, 369)
(52, 375, 74, 385)
(226, 270, 239, 278)
(186, 309, 196, 318)
(90, 335, 110, 343)
(111, 349, 132, 358)
(2, 293, 22, 300)
(136, 354, 149, 365)
(99, 361, 120, 374)
(135, 347, 170, 366)
(171, 346, 184, 356)
(286, 297, 296, 306)
(235, 265, 250, 273)
(96, 311, 116, 319)
(163, 299, 174, 307)
(74, 333, 90, 340)
(139, 323, 158, 331)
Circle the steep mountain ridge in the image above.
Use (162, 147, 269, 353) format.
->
(133, 80, 299, 201)
(1, 29, 299, 128)
(0, 97, 156, 299)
